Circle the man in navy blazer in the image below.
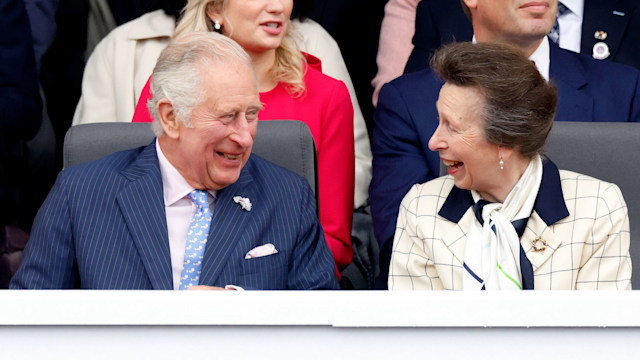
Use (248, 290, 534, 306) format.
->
(10, 32, 339, 290)
(371, 0, 640, 289)
(405, 0, 640, 73)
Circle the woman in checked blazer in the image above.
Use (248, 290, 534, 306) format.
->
(389, 42, 631, 291)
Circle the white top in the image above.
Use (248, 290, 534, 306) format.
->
(557, 0, 584, 53)
(529, 36, 551, 82)
(472, 35, 550, 81)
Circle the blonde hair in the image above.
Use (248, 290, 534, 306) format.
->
(174, 0, 306, 97)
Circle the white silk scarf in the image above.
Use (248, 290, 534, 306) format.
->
(463, 155, 543, 290)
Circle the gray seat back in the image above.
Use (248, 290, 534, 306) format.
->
(545, 121, 640, 288)
(63, 121, 318, 199)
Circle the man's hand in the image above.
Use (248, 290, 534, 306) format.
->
(186, 285, 229, 291)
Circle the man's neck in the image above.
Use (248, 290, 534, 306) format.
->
(474, 31, 545, 58)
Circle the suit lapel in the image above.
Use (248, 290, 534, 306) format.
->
(440, 209, 475, 266)
(199, 159, 257, 286)
(582, 0, 632, 61)
(549, 41, 594, 123)
(438, 185, 475, 266)
(117, 141, 173, 290)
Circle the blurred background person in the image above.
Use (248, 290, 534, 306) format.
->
(405, 0, 640, 73)
(303, 0, 386, 137)
(0, 0, 42, 288)
(371, 0, 419, 106)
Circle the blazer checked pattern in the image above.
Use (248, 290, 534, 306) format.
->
(389, 160, 632, 290)
(10, 141, 339, 290)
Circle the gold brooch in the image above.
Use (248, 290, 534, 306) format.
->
(594, 30, 608, 41)
(532, 236, 547, 253)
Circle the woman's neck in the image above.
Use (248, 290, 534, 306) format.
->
(249, 49, 279, 93)
(478, 154, 532, 203)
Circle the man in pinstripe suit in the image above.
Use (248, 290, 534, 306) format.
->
(10, 32, 339, 290)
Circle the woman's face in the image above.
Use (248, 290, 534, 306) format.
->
(428, 83, 502, 197)
(209, 0, 293, 55)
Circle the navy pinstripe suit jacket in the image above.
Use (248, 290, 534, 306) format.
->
(10, 141, 339, 290)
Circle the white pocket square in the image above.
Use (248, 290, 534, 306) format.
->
(245, 243, 278, 259)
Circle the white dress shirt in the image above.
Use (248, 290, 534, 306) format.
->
(529, 37, 551, 82)
(156, 141, 217, 290)
(472, 35, 550, 81)
(557, 0, 584, 53)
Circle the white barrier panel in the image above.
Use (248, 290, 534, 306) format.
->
(1, 291, 639, 359)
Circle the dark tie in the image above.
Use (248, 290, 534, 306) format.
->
(549, 2, 569, 43)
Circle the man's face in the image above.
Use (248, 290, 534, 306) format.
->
(468, 0, 557, 46)
(170, 62, 262, 190)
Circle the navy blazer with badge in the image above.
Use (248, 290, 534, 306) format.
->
(371, 39, 640, 289)
(581, 0, 640, 70)
(10, 141, 339, 290)
(405, 0, 640, 73)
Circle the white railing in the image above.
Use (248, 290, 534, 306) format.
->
(1, 290, 639, 359)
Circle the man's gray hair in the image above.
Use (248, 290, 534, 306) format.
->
(147, 31, 254, 136)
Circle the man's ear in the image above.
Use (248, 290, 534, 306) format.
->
(463, 0, 477, 11)
(157, 99, 180, 139)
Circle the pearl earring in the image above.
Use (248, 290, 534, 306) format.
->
(214, 20, 221, 31)
(499, 158, 504, 170)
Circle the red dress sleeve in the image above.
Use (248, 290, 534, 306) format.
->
(132, 76, 154, 123)
(315, 78, 355, 271)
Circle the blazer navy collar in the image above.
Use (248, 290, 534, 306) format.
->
(438, 158, 569, 226)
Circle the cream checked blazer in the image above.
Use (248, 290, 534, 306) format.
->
(389, 160, 632, 290)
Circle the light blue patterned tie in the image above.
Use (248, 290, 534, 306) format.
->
(549, 2, 569, 43)
(179, 190, 212, 290)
